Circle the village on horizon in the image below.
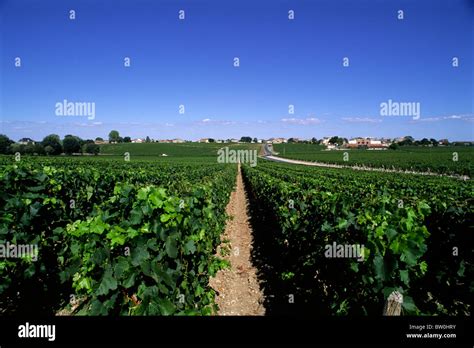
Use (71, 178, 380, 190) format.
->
(12, 135, 473, 150)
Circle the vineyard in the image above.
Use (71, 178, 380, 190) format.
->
(99, 142, 261, 157)
(0, 147, 472, 316)
(242, 160, 473, 315)
(0, 156, 236, 315)
(273, 144, 474, 176)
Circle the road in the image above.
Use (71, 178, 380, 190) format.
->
(260, 144, 469, 180)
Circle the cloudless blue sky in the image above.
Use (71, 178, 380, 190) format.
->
(1, 0, 473, 141)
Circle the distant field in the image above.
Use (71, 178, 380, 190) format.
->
(272, 143, 325, 155)
(273, 144, 474, 176)
(100, 142, 259, 157)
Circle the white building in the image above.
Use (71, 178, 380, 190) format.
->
(267, 137, 287, 144)
(18, 138, 35, 145)
(321, 137, 334, 146)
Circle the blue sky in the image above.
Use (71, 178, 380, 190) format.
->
(0, 0, 473, 141)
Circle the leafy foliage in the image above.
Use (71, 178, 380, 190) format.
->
(0, 158, 235, 315)
(242, 161, 473, 315)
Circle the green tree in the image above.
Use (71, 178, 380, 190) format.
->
(8, 143, 22, 154)
(63, 135, 82, 154)
(329, 136, 344, 146)
(145, 136, 151, 143)
(33, 143, 45, 155)
(420, 138, 430, 146)
(41, 134, 62, 155)
(23, 143, 35, 155)
(240, 136, 252, 143)
(83, 143, 100, 155)
(400, 136, 414, 146)
(389, 143, 399, 150)
(123, 136, 131, 143)
(108, 130, 120, 143)
(44, 145, 55, 155)
(0, 134, 14, 154)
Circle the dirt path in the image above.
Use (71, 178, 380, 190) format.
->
(210, 165, 265, 315)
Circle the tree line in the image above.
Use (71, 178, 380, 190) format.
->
(0, 134, 100, 156)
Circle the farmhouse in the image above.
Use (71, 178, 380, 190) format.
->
(321, 137, 334, 146)
(18, 138, 35, 145)
(346, 138, 388, 149)
(266, 137, 287, 144)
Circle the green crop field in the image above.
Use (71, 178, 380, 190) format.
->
(242, 160, 473, 315)
(273, 144, 474, 176)
(100, 142, 260, 157)
(0, 142, 472, 316)
(0, 155, 237, 315)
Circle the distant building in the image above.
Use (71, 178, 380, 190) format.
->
(94, 139, 109, 145)
(346, 138, 388, 149)
(158, 139, 185, 143)
(199, 138, 210, 143)
(132, 138, 144, 143)
(347, 139, 357, 146)
(267, 137, 287, 144)
(18, 138, 35, 145)
(321, 137, 334, 146)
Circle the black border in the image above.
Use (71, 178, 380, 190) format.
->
(0, 316, 472, 346)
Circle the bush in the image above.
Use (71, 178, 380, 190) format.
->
(63, 136, 82, 155)
(0, 135, 14, 154)
(389, 143, 399, 150)
(83, 143, 100, 155)
(42, 135, 62, 155)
